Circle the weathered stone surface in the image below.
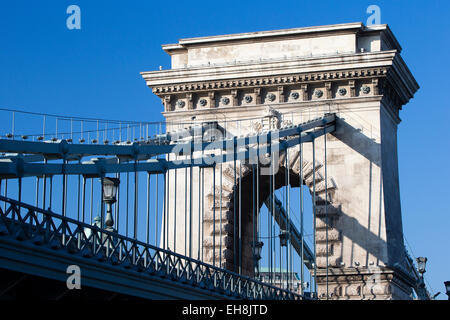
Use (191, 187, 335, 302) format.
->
(203, 235, 233, 248)
(203, 209, 234, 222)
(316, 229, 340, 242)
(202, 221, 234, 235)
(316, 243, 334, 256)
(316, 256, 342, 268)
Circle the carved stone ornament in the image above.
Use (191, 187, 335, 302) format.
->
(338, 88, 347, 96)
(150, 67, 389, 95)
(361, 86, 371, 94)
(267, 93, 276, 102)
(199, 98, 207, 106)
(290, 92, 299, 100)
(221, 97, 230, 105)
(244, 95, 253, 103)
(314, 89, 324, 98)
(252, 121, 263, 133)
(176, 100, 185, 108)
(264, 106, 282, 129)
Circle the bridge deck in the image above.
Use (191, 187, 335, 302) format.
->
(0, 196, 303, 300)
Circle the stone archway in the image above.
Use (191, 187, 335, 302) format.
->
(203, 147, 340, 277)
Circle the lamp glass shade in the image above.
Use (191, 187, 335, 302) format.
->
(104, 184, 114, 199)
(416, 257, 427, 274)
(102, 177, 120, 202)
(251, 241, 263, 259)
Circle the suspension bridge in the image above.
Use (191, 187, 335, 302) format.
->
(0, 22, 429, 300)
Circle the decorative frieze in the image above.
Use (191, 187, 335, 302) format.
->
(159, 75, 395, 112)
(151, 67, 389, 95)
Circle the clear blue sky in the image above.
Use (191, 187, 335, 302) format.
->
(0, 0, 448, 298)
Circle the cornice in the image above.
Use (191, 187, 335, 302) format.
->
(142, 51, 417, 111)
(141, 51, 397, 87)
(387, 54, 420, 105)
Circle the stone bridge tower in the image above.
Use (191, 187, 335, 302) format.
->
(141, 23, 419, 300)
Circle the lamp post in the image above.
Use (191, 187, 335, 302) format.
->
(444, 281, 450, 300)
(279, 230, 289, 289)
(101, 177, 120, 232)
(415, 257, 430, 300)
(251, 241, 263, 278)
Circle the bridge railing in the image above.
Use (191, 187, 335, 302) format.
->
(0, 195, 305, 300)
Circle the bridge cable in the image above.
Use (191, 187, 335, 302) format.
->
(146, 172, 151, 245)
(324, 125, 329, 299)
(198, 167, 202, 261)
(312, 137, 317, 297)
(184, 167, 187, 256)
(173, 156, 177, 253)
(219, 147, 223, 268)
(233, 136, 237, 273)
(154, 173, 158, 247)
(213, 164, 216, 267)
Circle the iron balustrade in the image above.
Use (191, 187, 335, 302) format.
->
(0, 195, 305, 300)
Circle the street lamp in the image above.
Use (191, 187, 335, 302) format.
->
(251, 241, 263, 277)
(416, 257, 427, 276)
(444, 281, 450, 300)
(279, 230, 288, 247)
(102, 177, 120, 231)
(252, 241, 263, 260)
